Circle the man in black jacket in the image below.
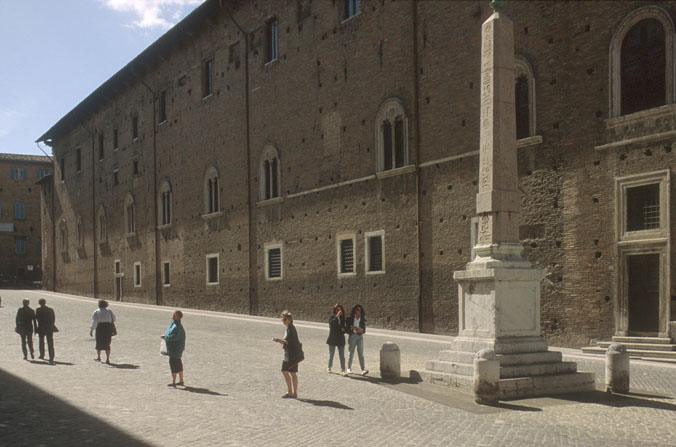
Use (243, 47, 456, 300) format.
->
(36, 298, 56, 363)
(15, 299, 37, 360)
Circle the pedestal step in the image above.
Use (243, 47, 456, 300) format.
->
(612, 336, 672, 344)
(581, 346, 676, 360)
(416, 369, 474, 390)
(597, 341, 676, 351)
(425, 359, 474, 376)
(500, 361, 577, 379)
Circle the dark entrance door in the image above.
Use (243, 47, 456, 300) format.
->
(627, 253, 660, 333)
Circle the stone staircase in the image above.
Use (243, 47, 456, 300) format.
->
(582, 336, 676, 362)
(418, 337, 595, 399)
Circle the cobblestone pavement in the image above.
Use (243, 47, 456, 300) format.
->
(1, 289, 676, 446)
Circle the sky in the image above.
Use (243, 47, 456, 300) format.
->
(0, 0, 204, 158)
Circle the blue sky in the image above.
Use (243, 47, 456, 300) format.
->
(0, 0, 204, 157)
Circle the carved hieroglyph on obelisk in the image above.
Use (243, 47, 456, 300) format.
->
(453, 5, 542, 342)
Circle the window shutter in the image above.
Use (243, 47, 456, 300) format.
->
(268, 248, 281, 278)
(368, 236, 383, 272)
(340, 239, 354, 273)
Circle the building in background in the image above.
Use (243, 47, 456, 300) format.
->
(36, 0, 676, 347)
(0, 154, 52, 288)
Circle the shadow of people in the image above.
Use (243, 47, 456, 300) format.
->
(555, 390, 676, 411)
(106, 362, 140, 370)
(178, 386, 227, 396)
(296, 398, 353, 410)
(29, 360, 74, 366)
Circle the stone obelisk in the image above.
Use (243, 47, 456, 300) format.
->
(420, 2, 595, 399)
(453, 3, 542, 349)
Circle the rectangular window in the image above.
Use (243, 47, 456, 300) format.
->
(344, 0, 360, 20)
(132, 115, 139, 140)
(337, 235, 356, 276)
(133, 160, 139, 175)
(627, 183, 660, 231)
(134, 262, 141, 287)
(383, 120, 393, 170)
(98, 134, 104, 161)
(265, 18, 278, 63)
(265, 243, 283, 280)
(161, 191, 171, 225)
(36, 169, 51, 180)
(365, 231, 385, 274)
(159, 90, 167, 123)
(394, 116, 405, 168)
(60, 158, 65, 181)
(113, 128, 119, 150)
(163, 261, 170, 286)
(13, 202, 26, 220)
(15, 238, 26, 255)
(113, 169, 119, 186)
(10, 168, 27, 181)
(203, 58, 213, 98)
(115, 260, 121, 274)
(76, 148, 82, 172)
(206, 254, 219, 285)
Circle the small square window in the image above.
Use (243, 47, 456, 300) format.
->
(163, 261, 170, 287)
(365, 231, 385, 274)
(15, 238, 26, 255)
(113, 169, 119, 186)
(265, 18, 278, 63)
(98, 134, 104, 161)
(133, 160, 139, 175)
(134, 262, 141, 287)
(206, 254, 219, 285)
(159, 90, 167, 123)
(343, 0, 360, 21)
(616, 170, 669, 242)
(265, 243, 283, 280)
(132, 115, 139, 140)
(113, 128, 119, 150)
(627, 183, 660, 231)
(114, 260, 121, 274)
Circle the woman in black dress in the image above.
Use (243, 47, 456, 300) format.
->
(89, 300, 116, 364)
(326, 304, 347, 376)
(273, 310, 302, 398)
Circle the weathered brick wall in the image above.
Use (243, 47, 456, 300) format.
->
(44, 0, 676, 347)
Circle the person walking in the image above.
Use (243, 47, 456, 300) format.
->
(273, 310, 302, 398)
(161, 310, 186, 387)
(346, 304, 368, 376)
(326, 304, 347, 376)
(15, 299, 37, 360)
(35, 298, 57, 364)
(90, 300, 116, 364)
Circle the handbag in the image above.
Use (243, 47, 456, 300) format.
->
(160, 338, 168, 356)
(53, 325, 59, 333)
(111, 323, 117, 336)
(14, 326, 23, 335)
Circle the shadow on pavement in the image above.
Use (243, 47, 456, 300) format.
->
(484, 402, 543, 412)
(553, 390, 676, 411)
(28, 360, 75, 366)
(296, 398, 353, 410)
(107, 363, 140, 369)
(0, 368, 149, 446)
(178, 386, 227, 396)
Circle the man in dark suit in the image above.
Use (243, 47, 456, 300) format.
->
(36, 298, 56, 363)
(15, 299, 37, 360)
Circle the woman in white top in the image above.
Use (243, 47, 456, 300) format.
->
(90, 300, 116, 364)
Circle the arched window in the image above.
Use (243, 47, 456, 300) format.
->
(204, 166, 220, 214)
(610, 6, 674, 117)
(125, 193, 136, 234)
(97, 205, 107, 242)
(158, 180, 172, 226)
(260, 144, 280, 201)
(59, 220, 68, 252)
(76, 215, 84, 248)
(514, 56, 536, 140)
(376, 98, 408, 172)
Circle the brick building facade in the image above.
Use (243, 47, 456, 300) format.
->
(0, 154, 52, 287)
(38, 0, 676, 347)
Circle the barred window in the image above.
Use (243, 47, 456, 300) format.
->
(338, 237, 355, 275)
(627, 183, 660, 231)
(365, 231, 385, 274)
(206, 254, 219, 285)
(265, 243, 283, 280)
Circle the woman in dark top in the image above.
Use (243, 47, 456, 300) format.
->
(346, 304, 368, 376)
(273, 310, 302, 398)
(326, 304, 347, 376)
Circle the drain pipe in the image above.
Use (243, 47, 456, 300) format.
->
(141, 80, 161, 306)
(78, 122, 98, 299)
(221, 1, 254, 315)
(412, 0, 424, 332)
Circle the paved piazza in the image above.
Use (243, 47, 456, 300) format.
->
(1, 289, 676, 446)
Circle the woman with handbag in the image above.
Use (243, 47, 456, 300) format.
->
(161, 310, 186, 387)
(90, 300, 116, 364)
(273, 310, 302, 398)
(326, 304, 347, 376)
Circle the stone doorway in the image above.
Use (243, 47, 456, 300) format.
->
(627, 253, 660, 334)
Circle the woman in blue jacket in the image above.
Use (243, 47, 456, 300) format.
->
(162, 310, 186, 387)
